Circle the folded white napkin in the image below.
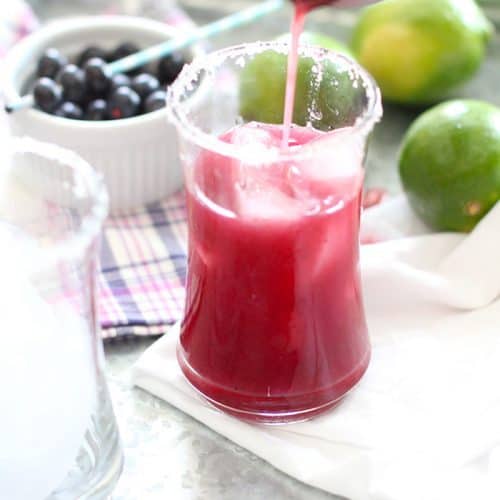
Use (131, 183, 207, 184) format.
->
(132, 196, 500, 500)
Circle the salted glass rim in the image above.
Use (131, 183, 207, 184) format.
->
(166, 40, 383, 162)
(2, 137, 108, 270)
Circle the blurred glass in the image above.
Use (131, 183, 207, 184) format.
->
(0, 138, 122, 500)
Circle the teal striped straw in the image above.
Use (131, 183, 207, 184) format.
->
(5, 0, 286, 113)
(6, 94, 34, 113)
(108, 0, 286, 75)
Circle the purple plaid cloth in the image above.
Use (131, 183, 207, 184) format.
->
(99, 190, 188, 339)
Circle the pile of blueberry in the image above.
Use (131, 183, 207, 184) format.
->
(32, 42, 186, 120)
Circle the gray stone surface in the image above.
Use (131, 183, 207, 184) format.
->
(28, 1, 500, 498)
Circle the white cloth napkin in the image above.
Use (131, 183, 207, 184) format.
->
(132, 196, 500, 500)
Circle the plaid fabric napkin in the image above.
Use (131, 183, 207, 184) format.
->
(99, 190, 188, 339)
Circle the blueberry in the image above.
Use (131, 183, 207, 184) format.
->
(85, 99, 107, 120)
(111, 42, 143, 75)
(110, 73, 131, 92)
(54, 102, 83, 120)
(77, 46, 109, 67)
(84, 58, 111, 95)
(144, 90, 166, 113)
(107, 87, 140, 119)
(37, 48, 68, 79)
(56, 64, 86, 104)
(110, 42, 139, 62)
(33, 77, 63, 113)
(131, 73, 160, 100)
(158, 53, 186, 84)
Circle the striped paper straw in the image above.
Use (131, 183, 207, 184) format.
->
(107, 0, 286, 75)
(5, 94, 34, 113)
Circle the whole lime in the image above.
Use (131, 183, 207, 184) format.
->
(239, 36, 366, 130)
(399, 100, 500, 232)
(351, 0, 493, 104)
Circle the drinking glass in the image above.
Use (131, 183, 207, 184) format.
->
(0, 138, 123, 499)
(168, 42, 382, 424)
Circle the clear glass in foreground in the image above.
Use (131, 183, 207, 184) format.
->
(168, 42, 382, 424)
(0, 139, 123, 499)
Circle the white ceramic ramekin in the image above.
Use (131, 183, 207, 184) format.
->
(2, 16, 202, 214)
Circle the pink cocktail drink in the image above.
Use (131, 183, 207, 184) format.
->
(180, 123, 370, 421)
(167, 43, 382, 423)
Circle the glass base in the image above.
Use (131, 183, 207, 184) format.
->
(47, 376, 123, 499)
(178, 345, 370, 425)
(192, 389, 345, 425)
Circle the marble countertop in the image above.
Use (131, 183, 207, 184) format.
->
(28, 1, 500, 498)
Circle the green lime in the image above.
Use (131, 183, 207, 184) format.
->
(239, 35, 365, 131)
(351, 0, 493, 104)
(399, 100, 500, 232)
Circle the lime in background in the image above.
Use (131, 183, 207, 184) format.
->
(351, 0, 493, 105)
(399, 100, 500, 232)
